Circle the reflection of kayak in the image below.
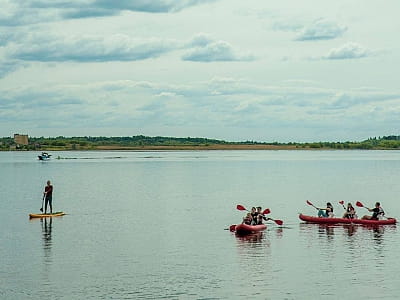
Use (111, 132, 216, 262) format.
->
(232, 223, 267, 234)
(299, 214, 396, 225)
(29, 212, 65, 218)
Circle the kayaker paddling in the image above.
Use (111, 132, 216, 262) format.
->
(342, 203, 356, 219)
(317, 202, 334, 218)
(361, 202, 385, 220)
(242, 213, 253, 225)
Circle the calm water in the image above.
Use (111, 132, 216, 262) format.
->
(1, 150, 399, 299)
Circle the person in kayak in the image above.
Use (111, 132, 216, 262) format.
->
(250, 207, 258, 224)
(361, 202, 385, 220)
(318, 202, 334, 218)
(343, 203, 356, 219)
(43, 180, 53, 214)
(242, 213, 253, 225)
(254, 206, 270, 224)
(255, 214, 268, 225)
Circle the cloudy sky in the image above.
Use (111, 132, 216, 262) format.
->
(0, 0, 399, 142)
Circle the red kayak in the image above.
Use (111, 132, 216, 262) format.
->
(230, 223, 267, 234)
(299, 214, 396, 225)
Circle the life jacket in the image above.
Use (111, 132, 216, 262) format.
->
(372, 207, 384, 219)
(346, 207, 355, 219)
(327, 206, 334, 217)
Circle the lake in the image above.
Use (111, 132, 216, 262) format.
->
(1, 150, 399, 299)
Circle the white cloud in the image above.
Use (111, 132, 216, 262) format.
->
(295, 19, 347, 41)
(324, 42, 369, 60)
(183, 34, 255, 62)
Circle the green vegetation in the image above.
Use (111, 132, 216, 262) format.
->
(1, 135, 399, 150)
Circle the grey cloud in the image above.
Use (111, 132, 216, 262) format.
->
(0, 0, 217, 26)
(296, 19, 347, 41)
(323, 43, 369, 60)
(93, 0, 215, 13)
(327, 91, 399, 109)
(0, 60, 25, 78)
(8, 34, 179, 62)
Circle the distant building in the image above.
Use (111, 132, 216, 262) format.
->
(14, 134, 29, 145)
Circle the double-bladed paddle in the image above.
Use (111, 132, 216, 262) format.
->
(236, 204, 270, 215)
(306, 200, 319, 210)
(339, 200, 346, 210)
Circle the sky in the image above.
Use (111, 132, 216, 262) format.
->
(0, 0, 399, 142)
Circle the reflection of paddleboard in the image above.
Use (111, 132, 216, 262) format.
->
(29, 212, 65, 218)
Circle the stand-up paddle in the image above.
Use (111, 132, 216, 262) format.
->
(40, 194, 45, 212)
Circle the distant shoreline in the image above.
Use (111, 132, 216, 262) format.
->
(2, 135, 399, 151)
(4, 144, 398, 151)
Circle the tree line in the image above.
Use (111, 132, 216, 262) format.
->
(1, 135, 399, 150)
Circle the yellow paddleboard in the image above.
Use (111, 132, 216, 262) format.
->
(29, 212, 65, 218)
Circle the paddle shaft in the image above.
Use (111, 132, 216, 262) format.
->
(40, 194, 45, 212)
(306, 200, 319, 210)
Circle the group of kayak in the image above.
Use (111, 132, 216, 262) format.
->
(230, 201, 397, 234)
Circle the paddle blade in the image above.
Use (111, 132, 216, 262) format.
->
(274, 219, 283, 225)
(356, 201, 364, 208)
(262, 208, 271, 215)
(229, 225, 236, 232)
(306, 200, 313, 206)
(236, 205, 246, 211)
(339, 200, 344, 205)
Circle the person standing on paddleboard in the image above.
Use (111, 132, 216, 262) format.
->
(44, 180, 53, 214)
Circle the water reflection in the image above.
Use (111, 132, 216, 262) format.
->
(317, 224, 335, 239)
(235, 232, 264, 244)
(344, 224, 358, 236)
(234, 231, 271, 262)
(40, 218, 53, 263)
